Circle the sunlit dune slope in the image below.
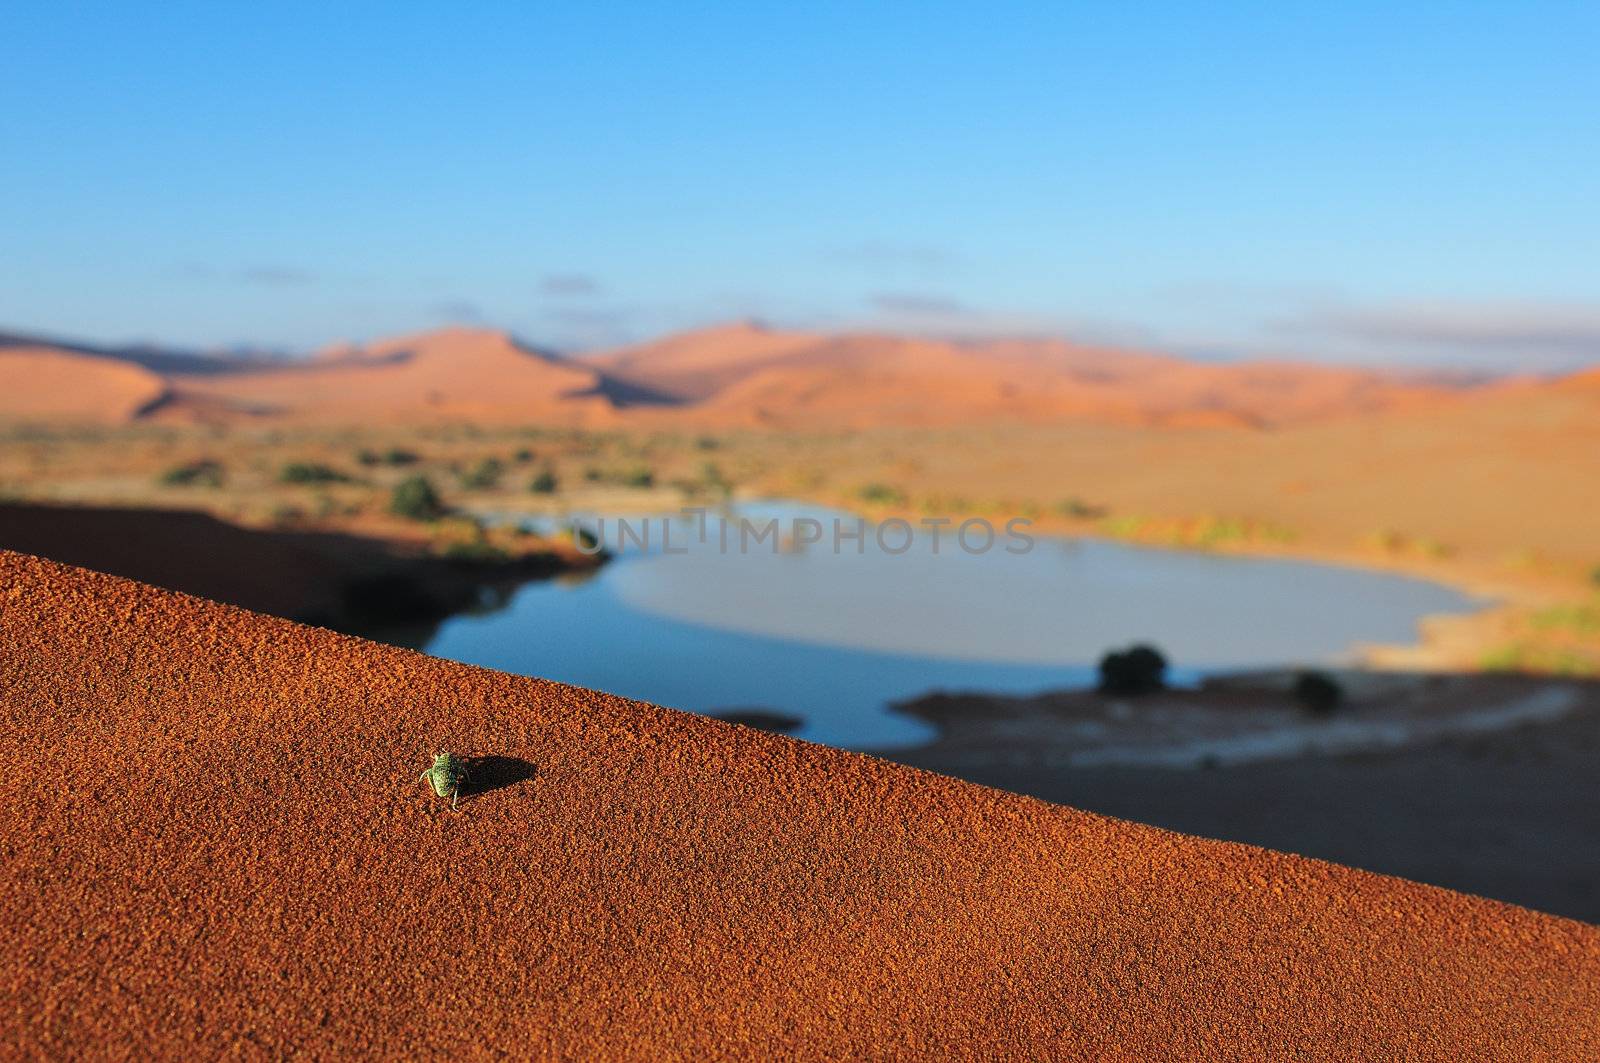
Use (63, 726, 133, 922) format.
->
(169, 327, 617, 423)
(602, 324, 1480, 428)
(0, 347, 169, 423)
(3, 551, 1597, 1059)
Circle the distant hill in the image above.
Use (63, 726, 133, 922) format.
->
(0, 329, 289, 376)
(0, 346, 170, 423)
(164, 327, 618, 424)
(594, 324, 1489, 429)
(2, 320, 1583, 428)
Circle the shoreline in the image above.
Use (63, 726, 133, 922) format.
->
(872, 670, 1600, 923)
(0, 500, 606, 645)
(799, 490, 1574, 676)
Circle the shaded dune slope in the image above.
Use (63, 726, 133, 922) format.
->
(2, 551, 1597, 1058)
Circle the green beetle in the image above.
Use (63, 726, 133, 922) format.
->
(419, 751, 470, 810)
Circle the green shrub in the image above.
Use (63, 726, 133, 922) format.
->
(622, 465, 655, 488)
(858, 482, 907, 506)
(280, 462, 350, 485)
(390, 475, 446, 521)
(459, 457, 504, 490)
(1415, 537, 1455, 560)
(1054, 497, 1099, 519)
(373, 447, 421, 466)
(1293, 670, 1344, 715)
(1099, 514, 1147, 539)
(441, 540, 510, 564)
(513, 448, 535, 464)
(701, 461, 731, 498)
(529, 468, 559, 494)
(1097, 644, 1168, 696)
(159, 460, 225, 488)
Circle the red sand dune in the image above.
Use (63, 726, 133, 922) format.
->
(3, 550, 1597, 1058)
(600, 324, 1479, 429)
(0, 347, 169, 423)
(166, 327, 618, 424)
(585, 320, 829, 402)
(0, 322, 1573, 430)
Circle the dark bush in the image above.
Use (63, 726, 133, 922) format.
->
(858, 482, 907, 506)
(529, 468, 559, 494)
(441, 540, 510, 564)
(280, 462, 350, 485)
(1098, 643, 1168, 696)
(159, 459, 225, 488)
(390, 475, 446, 521)
(459, 457, 504, 490)
(369, 447, 421, 466)
(1293, 670, 1345, 715)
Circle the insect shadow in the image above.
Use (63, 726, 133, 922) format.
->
(464, 755, 538, 801)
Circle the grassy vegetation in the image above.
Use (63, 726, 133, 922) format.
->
(459, 457, 504, 490)
(1528, 600, 1600, 636)
(1094, 512, 1297, 550)
(1054, 497, 1101, 519)
(529, 468, 559, 494)
(440, 539, 511, 564)
(356, 447, 421, 467)
(582, 464, 656, 488)
(1479, 642, 1600, 678)
(159, 459, 225, 488)
(1365, 529, 1455, 560)
(280, 462, 351, 485)
(857, 482, 907, 507)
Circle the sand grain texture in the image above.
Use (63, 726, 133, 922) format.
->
(2, 550, 1597, 1059)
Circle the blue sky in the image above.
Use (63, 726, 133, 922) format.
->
(3, 2, 1596, 368)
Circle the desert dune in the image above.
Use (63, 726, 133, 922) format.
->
(166, 327, 618, 424)
(3, 550, 1597, 1058)
(0, 347, 170, 423)
(0, 322, 1507, 430)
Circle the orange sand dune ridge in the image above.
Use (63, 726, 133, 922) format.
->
(2, 321, 1527, 429)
